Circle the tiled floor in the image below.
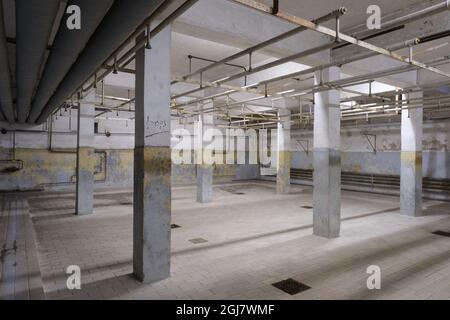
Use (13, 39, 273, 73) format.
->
(0, 195, 44, 300)
(2, 181, 450, 300)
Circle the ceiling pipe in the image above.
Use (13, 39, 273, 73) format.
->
(34, 0, 168, 124)
(26, 0, 114, 124)
(15, 0, 61, 123)
(171, 7, 347, 99)
(0, 1, 15, 124)
(81, 0, 200, 95)
(232, 0, 450, 79)
(174, 7, 347, 84)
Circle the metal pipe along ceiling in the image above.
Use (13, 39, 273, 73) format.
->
(27, 0, 114, 124)
(0, 1, 16, 124)
(34, 0, 167, 124)
(15, 0, 61, 123)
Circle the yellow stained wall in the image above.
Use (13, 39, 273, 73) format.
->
(0, 148, 237, 191)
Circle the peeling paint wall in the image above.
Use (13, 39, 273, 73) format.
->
(0, 147, 238, 191)
(0, 148, 134, 191)
(289, 120, 450, 179)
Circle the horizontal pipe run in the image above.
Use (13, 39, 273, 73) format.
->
(174, 7, 347, 83)
(37, 0, 197, 123)
(232, 0, 450, 79)
(81, 0, 199, 96)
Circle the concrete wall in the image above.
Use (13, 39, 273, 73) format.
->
(0, 114, 238, 191)
(0, 147, 238, 191)
(286, 120, 450, 179)
(0, 148, 134, 191)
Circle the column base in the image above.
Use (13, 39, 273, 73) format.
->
(76, 147, 95, 215)
(197, 164, 213, 203)
(313, 149, 341, 238)
(400, 151, 423, 217)
(133, 146, 171, 284)
(277, 151, 291, 194)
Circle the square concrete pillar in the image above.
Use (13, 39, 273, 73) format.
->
(196, 106, 214, 203)
(76, 90, 96, 216)
(400, 89, 423, 217)
(313, 66, 341, 238)
(277, 108, 291, 194)
(133, 25, 172, 284)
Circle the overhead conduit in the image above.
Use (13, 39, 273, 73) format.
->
(0, 1, 15, 124)
(34, 0, 167, 125)
(27, 0, 114, 124)
(15, 0, 61, 123)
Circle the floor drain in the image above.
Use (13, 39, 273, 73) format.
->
(301, 206, 313, 209)
(171, 224, 181, 229)
(189, 238, 208, 244)
(272, 278, 311, 295)
(219, 187, 245, 195)
(432, 230, 450, 237)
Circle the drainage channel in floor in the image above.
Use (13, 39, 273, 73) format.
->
(432, 230, 450, 237)
(301, 206, 313, 209)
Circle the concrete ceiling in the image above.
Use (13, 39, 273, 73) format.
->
(1, 0, 449, 124)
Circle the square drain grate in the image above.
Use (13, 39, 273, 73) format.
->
(189, 238, 208, 244)
(272, 278, 311, 295)
(432, 230, 450, 237)
(301, 206, 313, 209)
(171, 224, 181, 229)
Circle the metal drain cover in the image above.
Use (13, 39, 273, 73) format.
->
(189, 238, 208, 244)
(171, 224, 181, 229)
(272, 278, 311, 295)
(301, 206, 313, 209)
(432, 230, 450, 237)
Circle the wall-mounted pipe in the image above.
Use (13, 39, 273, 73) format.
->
(0, 1, 15, 124)
(27, 0, 114, 124)
(15, 0, 61, 123)
(34, 0, 168, 124)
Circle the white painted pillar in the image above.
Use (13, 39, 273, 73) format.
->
(400, 84, 423, 217)
(277, 107, 291, 194)
(133, 26, 172, 283)
(76, 90, 95, 215)
(313, 65, 341, 238)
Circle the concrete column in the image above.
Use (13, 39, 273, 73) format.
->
(313, 66, 341, 238)
(196, 105, 214, 203)
(133, 26, 172, 284)
(76, 90, 95, 215)
(277, 108, 291, 194)
(400, 89, 423, 217)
